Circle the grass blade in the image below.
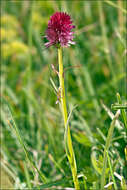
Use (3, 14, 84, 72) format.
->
(98, 0, 116, 80)
(101, 109, 120, 189)
(4, 101, 47, 184)
(116, 93, 127, 131)
(104, 0, 127, 14)
(106, 151, 117, 190)
(38, 177, 72, 189)
(23, 161, 32, 189)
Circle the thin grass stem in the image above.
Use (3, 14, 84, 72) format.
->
(27, 1, 33, 89)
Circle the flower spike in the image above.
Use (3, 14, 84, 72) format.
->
(45, 12, 75, 48)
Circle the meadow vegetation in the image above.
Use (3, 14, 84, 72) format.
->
(1, 0, 127, 189)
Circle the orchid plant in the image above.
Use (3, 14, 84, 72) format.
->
(44, 12, 80, 189)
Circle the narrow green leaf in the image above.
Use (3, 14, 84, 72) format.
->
(101, 109, 120, 189)
(38, 177, 72, 189)
(2, 99, 47, 184)
(116, 93, 127, 131)
(23, 161, 32, 189)
(106, 151, 118, 190)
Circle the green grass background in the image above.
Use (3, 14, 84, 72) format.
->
(1, 0, 127, 189)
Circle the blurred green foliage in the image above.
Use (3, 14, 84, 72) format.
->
(1, 0, 127, 189)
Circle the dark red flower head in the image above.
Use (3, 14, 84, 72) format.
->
(45, 12, 75, 48)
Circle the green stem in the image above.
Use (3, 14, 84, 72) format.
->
(98, 0, 116, 80)
(27, 1, 33, 90)
(58, 47, 80, 190)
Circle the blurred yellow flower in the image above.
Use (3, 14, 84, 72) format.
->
(1, 14, 19, 29)
(2, 43, 12, 57)
(2, 41, 29, 58)
(1, 28, 18, 41)
(10, 41, 28, 54)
